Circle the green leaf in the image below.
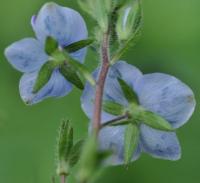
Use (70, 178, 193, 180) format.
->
(102, 100, 125, 115)
(45, 36, 58, 55)
(140, 111, 174, 131)
(124, 124, 139, 166)
(33, 61, 59, 93)
(78, 134, 111, 183)
(67, 57, 96, 86)
(68, 140, 84, 167)
(58, 120, 73, 162)
(78, 134, 98, 183)
(118, 78, 139, 104)
(78, 0, 111, 32)
(64, 39, 94, 53)
(60, 63, 84, 90)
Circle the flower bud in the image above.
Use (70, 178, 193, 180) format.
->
(56, 120, 73, 176)
(116, 0, 142, 41)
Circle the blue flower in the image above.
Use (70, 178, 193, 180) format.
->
(5, 2, 88, 104)
(81, 61, 196, 165)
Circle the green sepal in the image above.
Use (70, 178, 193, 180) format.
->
(64, 39, 94, 53)
(64, 53, 95, 86)
(33, 60, 60, 93)
(60, 63, 84, 90)
(106, 120, 131, 127)
(68, 140, 84, 167)
(102, 100, 125, 115)
(127, 104, 174, 131)
(45, 36, 58, 55)
(140, 111, 174, 131)
(118, 78, 139, 104)
(124, 123, 139, 166)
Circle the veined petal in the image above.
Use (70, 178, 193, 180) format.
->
(81, 61, 143, 121)
(32, 2, 88, 62)
(99, 126, 141, 165)
(136, 73, 196, 129)
(19, 69, 72, 105)
(140, 124, 181, 160)
(5, 38, 48, 73)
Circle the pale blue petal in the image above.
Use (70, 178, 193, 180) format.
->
(81, 61, 143, 121)
(19, 69, 72, 105)
(99, 126, 141, 165)
(32, 2, 88, 62)
(140, 124, 181, 160)
(5, 38, 48, 73)
(136, 73, 196, 128)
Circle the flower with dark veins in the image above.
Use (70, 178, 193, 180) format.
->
(81, 61, 196, 165)
(5, 2, 88, 104)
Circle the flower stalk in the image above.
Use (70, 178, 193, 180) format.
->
(60, 175, 66, 183)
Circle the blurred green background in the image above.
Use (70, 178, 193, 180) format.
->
(0, 0, 199, 182)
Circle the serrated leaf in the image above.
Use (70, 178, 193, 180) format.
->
(58, 120, 73, 162)
(33, 61, 59, 93)
(124, 124, 139, 166)
(68, 140, 84, 167)
(102, 100, 125, 115)
(45, 36, 58, 55)
(140, 111, 174, 131)
(64, 39, 94, 53)
(118, 78, 139, 104)
(60, 63, 84, 90)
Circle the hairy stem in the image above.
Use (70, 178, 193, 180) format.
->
(92, 32, 110, 135)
